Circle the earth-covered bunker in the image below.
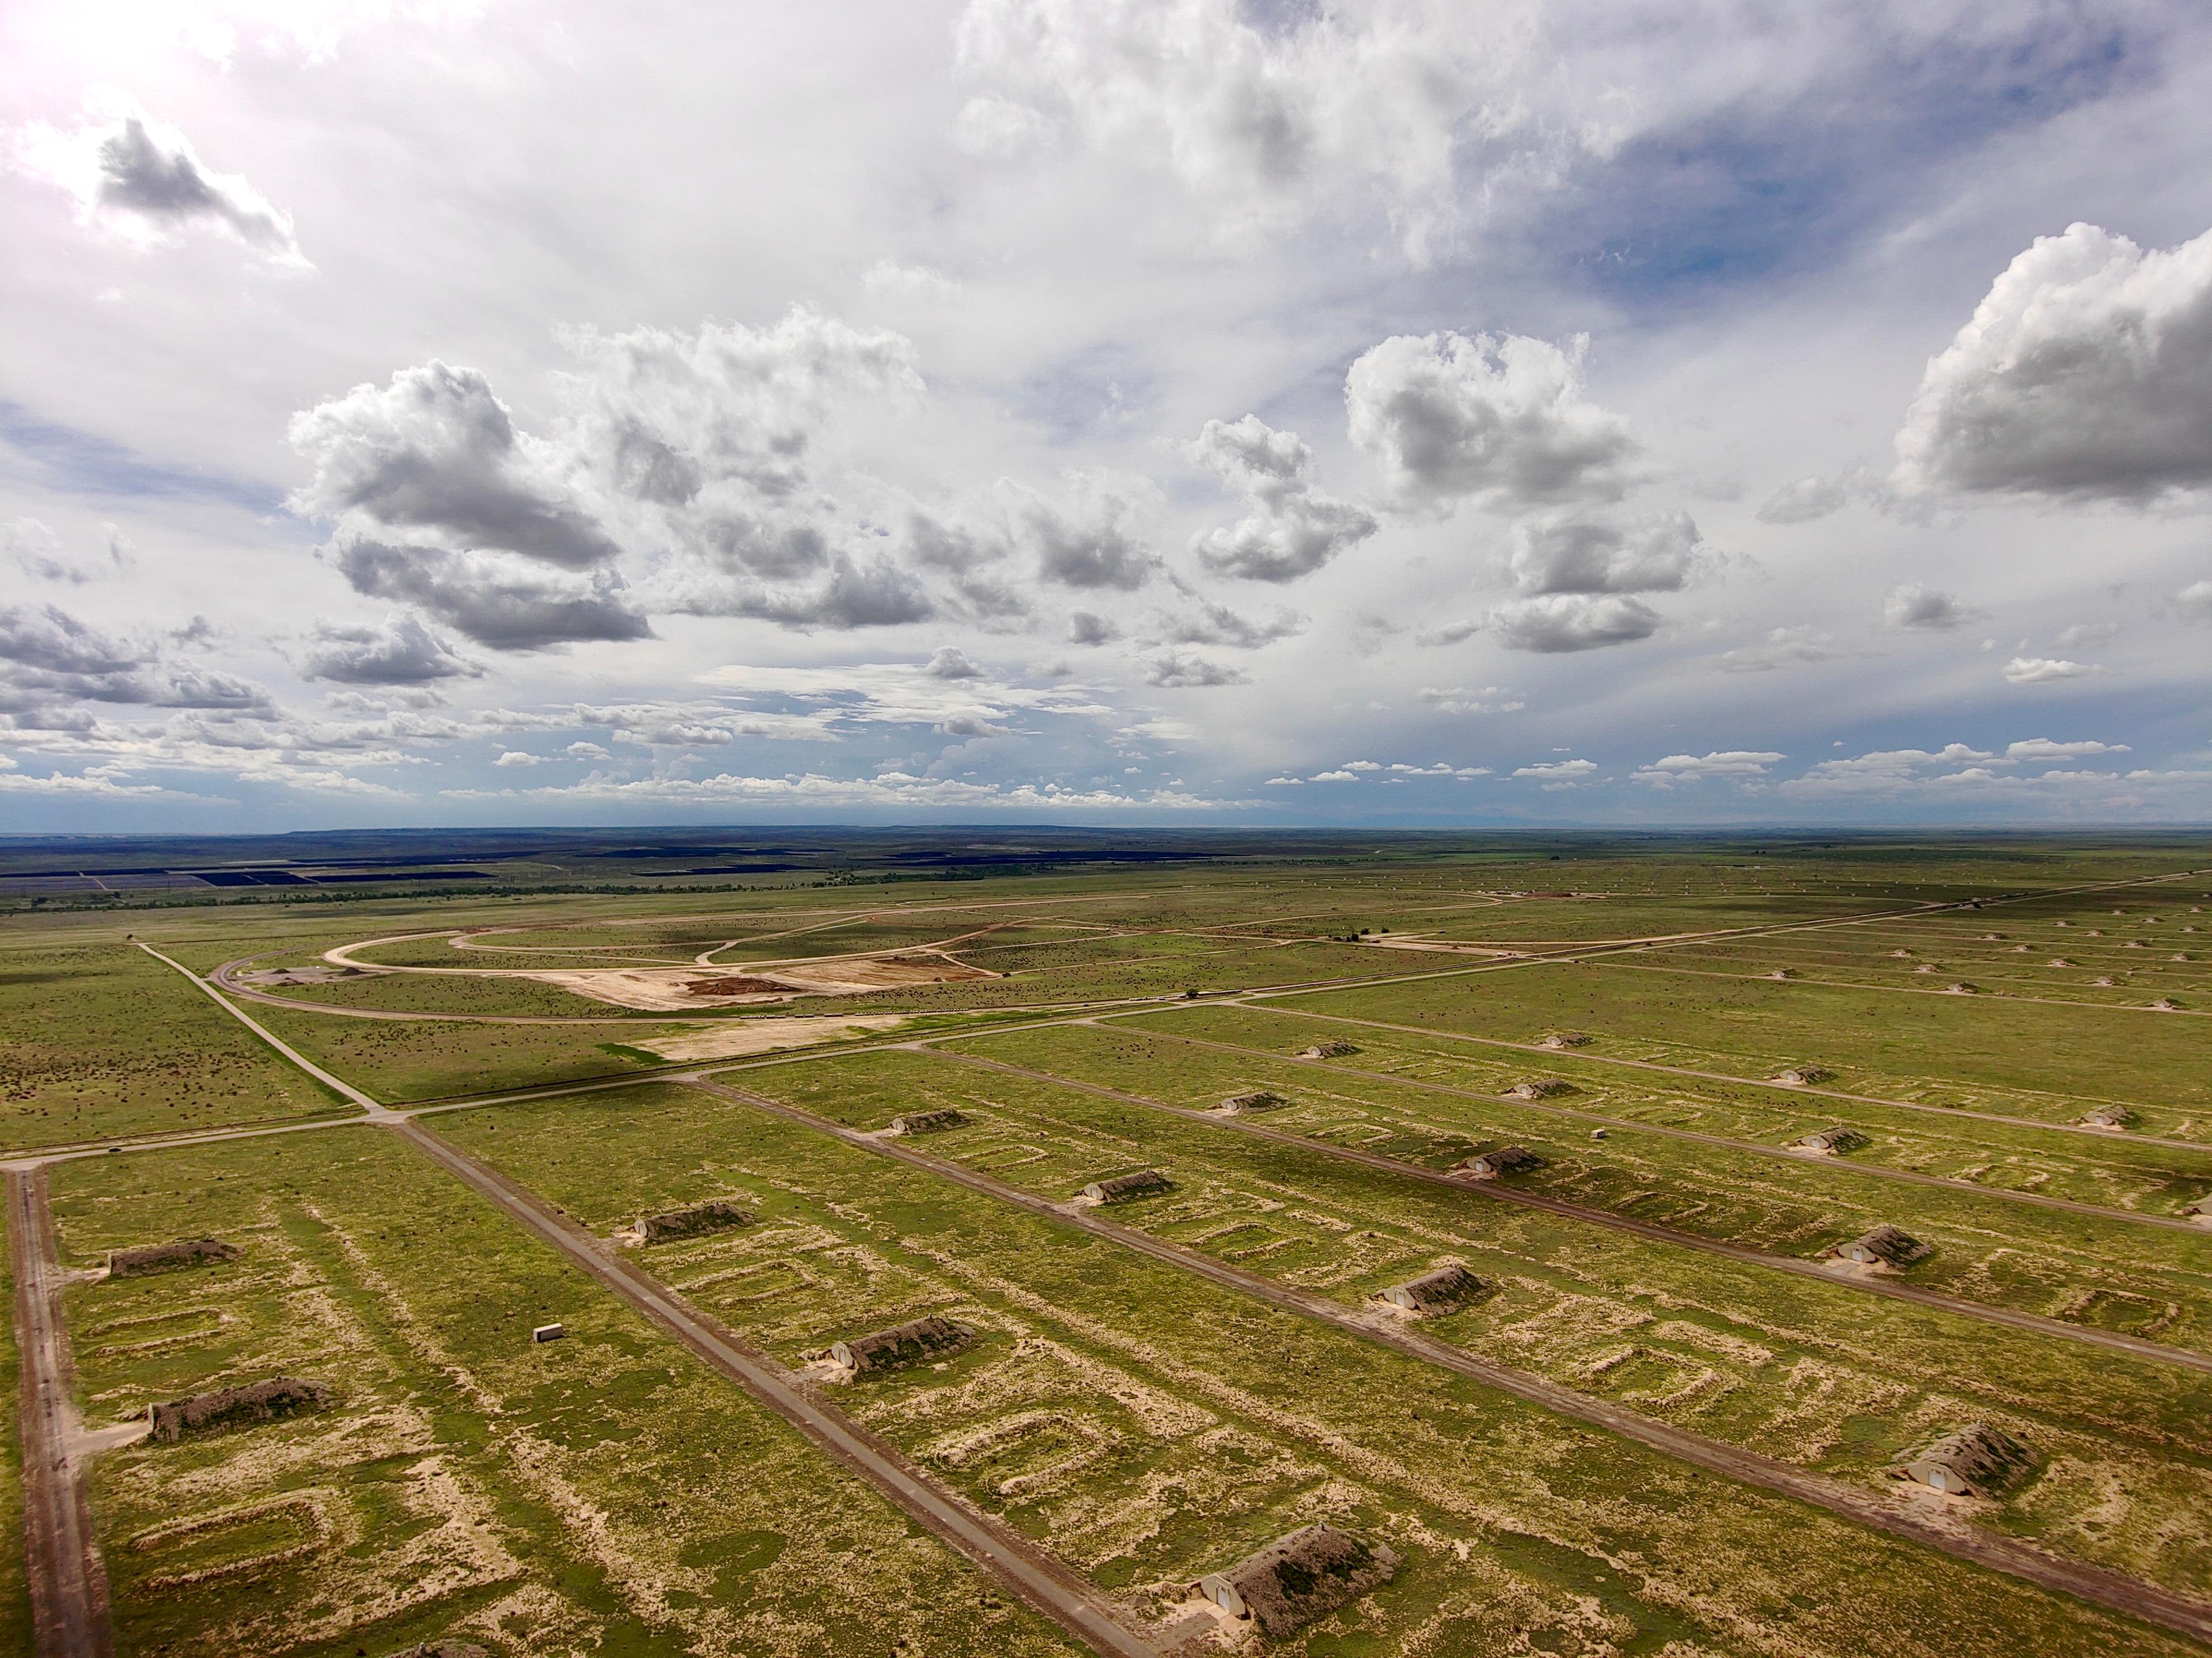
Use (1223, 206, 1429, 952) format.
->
(1191, 1523, 1399, 1637)
(1791, 1126, 1864, 1153)
(149, 1377, 333, 1443)
(889, 1108, 965, 1135)
(1828, 1224, 1930, 1267)
(1218, 1090, 1286, 1114)
(1298, 1041, 1359, 1058)
(1506, 1078, 1572, 1100)
(1895, 1422, 2035, 1498)
(1770, 1065, 1832, 1087)
(1536, 1031, 1590, 1050)
(2079, 1104, 2133, 1130)
(638, 1200, 755, 1243)
(1082, 1169, 1173, 1203)
(1373, 1263, 1489, 1315)
(107, 1237, 242, 1278)
(1456, 1145, 1541, 1179)
(832, 1315, 974, 1375)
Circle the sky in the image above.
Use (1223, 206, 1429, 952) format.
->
(4, 0, 2212, 833)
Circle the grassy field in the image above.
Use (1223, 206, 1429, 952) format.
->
(435, 1081, 2205, 1656)
(8, 834, 2212, 1655)
(713, 1048, 2212, 1598)
(47, 1129, 1084, 1658)
(0, 941, 351, 1151)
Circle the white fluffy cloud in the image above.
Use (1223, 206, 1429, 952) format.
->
(2175, 580, 2212, 621)
(1895, 222, 2212, 502)
(952, 0, 1572, 260)
(1633, 750, 1783, 786)
(1347, 331, 1639, 514)
(2003, 654, 2106, 684)
(1487, 593, 1660, 653)
(1505, 510, 1704, 595)
(1189, 415, 1377, 581)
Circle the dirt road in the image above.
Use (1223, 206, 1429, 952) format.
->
(9, 1168, 112, 1658)
(389, 1119, 1159, 1658)
(684, 1076, 2212, 1647)
(924, 1044, 2212, 1378)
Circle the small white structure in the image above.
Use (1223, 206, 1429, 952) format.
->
(1895, 1423, 2033, 1498)
(532, 1324, 567, 1343)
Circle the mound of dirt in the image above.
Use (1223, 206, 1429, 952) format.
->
(685, 975, 787, 997)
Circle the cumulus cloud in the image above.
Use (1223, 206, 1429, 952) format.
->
(0, 603, 271, 716)
(1633, 750, 1783, 786)
(1143, 649, 1249, 687)
(2003, 654, 2105, 684)
(1189, 415, 1377, 581)
(301, 614, 482, 685)
(1152, 593, 1305, 649)
(1884, 583, 1974, 630)
(1066, 610, 1119, 645)
(926, 646, 986, 679)
(291, 361, 620, 569)
(332, 538, 652, 651)
(1505, 510, 1705, 595)
(952, 0, 1573, 260)
(1756, 475, 1851, 524)
(1894, 222, 2212, 502)
(1512, 758, 1596, 781)
(13, 96, 306, 264)
(1346, 331, 1639, 514)
(1487, 593, 1660, 653)
(1014, 471, 1161, 590)
(2175, 580, 2212, 621)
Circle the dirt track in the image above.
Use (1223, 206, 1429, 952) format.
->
(9, 1168, 112, 1658)
(920, 1045, 2212, 1379)
(685, 1075, 2212, 1647)
(389, 1119, 1162, 1658)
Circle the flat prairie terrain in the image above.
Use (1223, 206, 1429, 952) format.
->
(2, 833, 2209, 1657)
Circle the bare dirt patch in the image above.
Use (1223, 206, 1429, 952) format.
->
(520, 951, 993, 1009)
(630, 1015, 912, 1062)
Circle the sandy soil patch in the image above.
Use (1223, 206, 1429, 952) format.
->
(631, 1015, 912, 1062)
(521, 951, 993, 1009)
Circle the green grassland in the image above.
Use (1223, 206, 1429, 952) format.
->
(954, 1020, 2212, 1326)
(47, 1129, 1083, 1658)
(0, 941, 351, 1151)
(1290, 956, 2212, 1122)
(716, 1048, 2212, 1599)
(0, 1193, 28, 1656)
(436, 1081, 2203, 1656)
(1104, 1002, 2212, 1207)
